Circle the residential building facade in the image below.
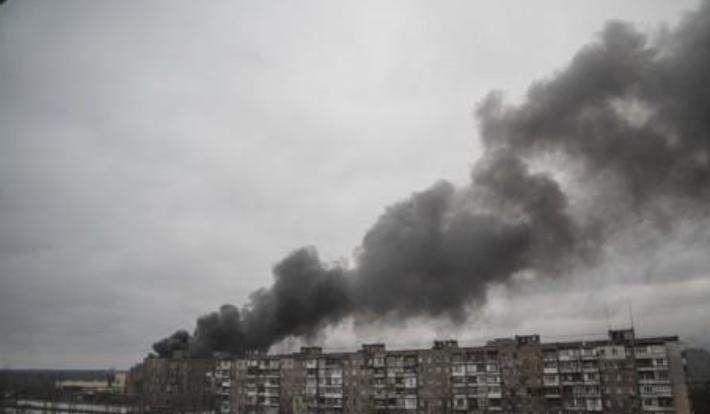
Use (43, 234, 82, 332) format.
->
(128, 329, 692, 414)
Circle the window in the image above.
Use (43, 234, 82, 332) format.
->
(452, 365, 465, 375)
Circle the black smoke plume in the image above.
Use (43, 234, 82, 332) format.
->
(153, 2, 710, 358)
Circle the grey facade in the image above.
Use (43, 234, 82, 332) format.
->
(128, 329, 692, 414)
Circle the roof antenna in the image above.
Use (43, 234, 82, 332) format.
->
(627, 299, 635, 332)
(604, 301, 612, 331)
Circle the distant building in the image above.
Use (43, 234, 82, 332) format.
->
(55, 379, 110, 394)
(55, 371, 127, 395)
(128, 329, 692, 414)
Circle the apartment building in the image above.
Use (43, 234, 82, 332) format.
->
(127, 350, 215, 412)
(213, 354, 234, 414)
(231, 351, 282, 414)
(128, 329, 692, 414)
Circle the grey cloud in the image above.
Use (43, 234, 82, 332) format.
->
(155, 1, 710, 358)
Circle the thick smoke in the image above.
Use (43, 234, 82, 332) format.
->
(152, 330, 190, 357)
(153, 2, 710, 358)
(155, 250, 352, 357)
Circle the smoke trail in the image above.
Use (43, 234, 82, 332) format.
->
(153, 2, 710, 358)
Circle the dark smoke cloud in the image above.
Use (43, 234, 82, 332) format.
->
(157, 250, 352, 358)
(152, 330, 190, 357)
(478, 8, 710, 218)
(153, 1, 710, 358)
(354, 179, 532, 321)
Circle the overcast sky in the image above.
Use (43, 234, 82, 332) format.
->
(0, 0, 706, 369)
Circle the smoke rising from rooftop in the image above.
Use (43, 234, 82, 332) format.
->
(153, 1, 710, 358)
